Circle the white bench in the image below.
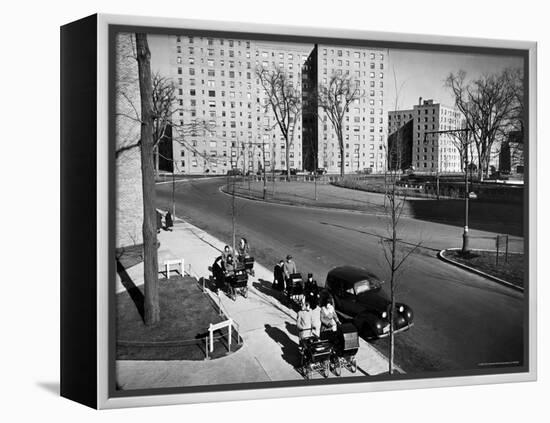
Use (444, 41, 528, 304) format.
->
(208, 319, 233, 353)
(163, 258, 185, 279)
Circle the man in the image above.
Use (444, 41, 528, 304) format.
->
(283, 254, 298, 295)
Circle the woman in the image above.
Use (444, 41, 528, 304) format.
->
(320, 293, 341, 339)
(273, 259, 285, 291)
(296, 298, 313, 344)
(237, 238, 250, 260)
(221, 245, 233, 268)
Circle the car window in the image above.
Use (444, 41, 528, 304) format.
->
(355, 279, 381, 294)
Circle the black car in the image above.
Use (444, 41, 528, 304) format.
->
(325, 266, 413, 339)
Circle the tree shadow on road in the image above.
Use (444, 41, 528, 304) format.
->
(264, 323, 301, 371)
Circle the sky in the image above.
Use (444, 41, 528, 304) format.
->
(386, 49, 523, 110)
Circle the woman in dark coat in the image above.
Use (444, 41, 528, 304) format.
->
(273, 259, 285, 291)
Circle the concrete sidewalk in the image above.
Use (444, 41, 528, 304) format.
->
(116, 214, 394, 390)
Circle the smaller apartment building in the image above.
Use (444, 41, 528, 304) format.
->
(388, 98, 464, 173)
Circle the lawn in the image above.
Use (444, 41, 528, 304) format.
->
(116, 275, 241, 360)
(115, 242, 160, 269)
(445, 250, 524, 288)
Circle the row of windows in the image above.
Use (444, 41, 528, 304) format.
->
(322, 49, 385, 61)
(177, 36, 251, 49)
(322, 59, 383, 69)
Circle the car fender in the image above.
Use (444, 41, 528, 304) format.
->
(354, 311, 383, 334)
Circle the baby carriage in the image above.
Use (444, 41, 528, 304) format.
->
(286, 273, 304, 305)
(242, 256, 255, 276)
(226, 264, 249, 301)
(299, 335, 333, 379)
(330, 323, 359, 375)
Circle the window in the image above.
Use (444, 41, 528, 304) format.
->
(190, 89, 196, 96)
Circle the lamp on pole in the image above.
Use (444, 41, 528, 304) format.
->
(248, 141, 268, 200)
(424, 128, 470, 253)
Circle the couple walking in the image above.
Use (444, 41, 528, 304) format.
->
(273, 255, 297, 291)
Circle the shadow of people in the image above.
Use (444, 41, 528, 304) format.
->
(264, 323, 301, 370)
(254, 279, 297, 310)
(284, 321, 299, 338)
(116, 259, 144, 322)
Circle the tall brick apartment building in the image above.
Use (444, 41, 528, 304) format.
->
(302, 44, 389, 174)
(162, 35, 313, 175)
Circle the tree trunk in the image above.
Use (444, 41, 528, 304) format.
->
(389, 186, 397, 375)
(339, 139, 345, 177)
(136, 33, 160, 326)
(286, 137, 291, 182)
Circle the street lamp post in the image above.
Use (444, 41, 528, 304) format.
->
(462, 133, 470, 254)
(247, 141, 268, 200)
(424, 128, 470, 253)
(262, 141, 267, 200)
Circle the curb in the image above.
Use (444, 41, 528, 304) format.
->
(438, 248, 524, 292)
(219, 185, 391, 218)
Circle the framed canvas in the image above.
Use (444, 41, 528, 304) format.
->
(60, 13, 537, 409)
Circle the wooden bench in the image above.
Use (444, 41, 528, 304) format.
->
(163, 258, 185, 279)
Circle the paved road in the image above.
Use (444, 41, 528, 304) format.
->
(156, 178, 525, 373)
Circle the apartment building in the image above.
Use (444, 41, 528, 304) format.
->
(388, 98, 464, 173)
(165, 35, 313, 175)
(303, 44, 389, 174)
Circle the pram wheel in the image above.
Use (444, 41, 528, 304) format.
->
(350, 356, 357, 373)
(242, 287, 248, 298)
(321, 360, 330, 378)
(333, 358, 342, 376)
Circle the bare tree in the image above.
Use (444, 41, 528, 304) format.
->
(381, 143, 421, 374)
(445, 69, 521, 180)
(256, 65, 301, 181)
(135, 33, 160, 325)
(381, 64, 420, 373)
(117, 71, 213, 169)
(448, 120, 473, 173)
(317, 73, 362, 177)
